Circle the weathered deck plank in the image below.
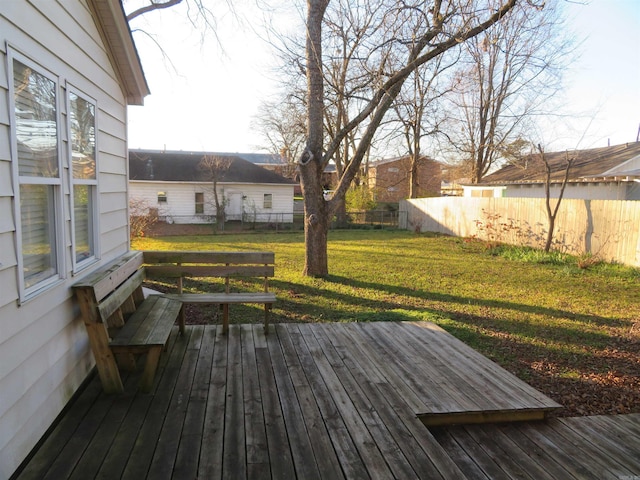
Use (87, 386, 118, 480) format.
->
(433, 414, 640, 480)
(13, 322, 639, 480)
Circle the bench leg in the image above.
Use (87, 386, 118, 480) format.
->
(140, 346, 162, 393)
(222, 303, 229, 334)
(178, 304, 185, 336)
(86, 323, 124, 393)
(264, 303, 272, 334)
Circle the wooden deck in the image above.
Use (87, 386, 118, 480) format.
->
(14, 322, 639, 479)
(431, 414, 640, 479)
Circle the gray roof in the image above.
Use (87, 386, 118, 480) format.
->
(129, 149, 296, 185)
(480, 142, 640, 185)
(231, 152, 286, 165)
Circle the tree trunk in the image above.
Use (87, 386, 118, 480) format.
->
(303, 191, 330, 277)
(213, 181, 225, 232)
(301, 0, 330, 277)
(410, 140, 420, 198)
(334, 196, 348, 227)
(544, 215, 555, 252)
(300, 159, 330, 276)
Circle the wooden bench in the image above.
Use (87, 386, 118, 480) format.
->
(72, 251, 183, 394)
(142, 251, 276, 333)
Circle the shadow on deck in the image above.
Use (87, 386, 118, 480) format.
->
(14, 322, 640, 479)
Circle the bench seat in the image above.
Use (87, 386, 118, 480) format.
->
(162, 292, 276, 304)
(109, 295, 182, 391)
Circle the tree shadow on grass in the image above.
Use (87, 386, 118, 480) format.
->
(322, 275, 635, 330)
(268, 276, 633, 350)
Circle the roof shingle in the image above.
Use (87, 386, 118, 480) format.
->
(480, 142, 640, 185)
(129, 149, 296, 185)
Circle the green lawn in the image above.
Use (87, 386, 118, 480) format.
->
(133, 229, 640, 416)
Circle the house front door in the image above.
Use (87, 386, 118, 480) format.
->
(226, 192, 243, 221)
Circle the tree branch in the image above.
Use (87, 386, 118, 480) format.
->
(127, 0, 185, 21)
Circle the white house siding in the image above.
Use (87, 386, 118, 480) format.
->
(238, 183, 295, 223)
(130, 181, 295, 224)
(463, 182, 634, 200)
(0, 2, 132, 476)
(504, 182, 630, 200)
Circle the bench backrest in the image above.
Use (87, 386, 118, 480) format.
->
(73, 250, 146, 328)
(143, 251, 275, 293)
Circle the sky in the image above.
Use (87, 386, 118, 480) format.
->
(126, 0, 640, 156)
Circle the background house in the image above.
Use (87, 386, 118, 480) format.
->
(463, 142, 640, 200)
(129, 149, 297, 224)
(367, 155, 442, 203)
(0, 0, 148, 476)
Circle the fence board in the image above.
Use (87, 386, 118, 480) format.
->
(401, 198, 640, 267)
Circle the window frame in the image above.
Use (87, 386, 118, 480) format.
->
(8, 49, 65, 302)
(67, 84, 99, 273)
(195, 192, 204, 214)
(158, 191, 167, 204)
(263, 193, 273, 209)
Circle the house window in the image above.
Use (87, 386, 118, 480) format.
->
(69, 89, 97, 268)
(263, 193, 273, 209)
(11, 55, 63, 297)
(387, 167, 399, 173)
(195, 192, 204, 214)
(158, 191, 167, 203)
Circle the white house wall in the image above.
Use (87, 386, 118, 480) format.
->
(504, 182, 630, 200)
(240, 183, 295, 223)
(1, 1, 132, 476)
(130, 181, 295, 223)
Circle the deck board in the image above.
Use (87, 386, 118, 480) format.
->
(14, 322, 639, 480)
(433, 415, 640, 480)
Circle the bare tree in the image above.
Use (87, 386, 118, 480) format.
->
(198, 155, 232, 230)
(537, 144, 574, 252)
(252, 94, 306, 176)
(300, 0, 520, 276)
(446, 0, 572, 183)
(392, 54, 454, 198)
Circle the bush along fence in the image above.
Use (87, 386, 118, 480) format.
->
(400, 197, 640, 267)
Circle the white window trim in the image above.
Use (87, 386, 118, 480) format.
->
(8, 48, 66, 303)
(263, 193, 273, 209)
(67, 84, 100, 273)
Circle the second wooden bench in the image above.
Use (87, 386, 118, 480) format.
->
(143, 251, 276, 333)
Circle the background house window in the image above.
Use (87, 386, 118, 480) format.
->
(12, 56, 63, 295)
(158, 191, 167, 203)
(263, 193, 273, 209)
(69, 89, 97, 267)
(387, 167, 399, 173)
(195, 192, 204, 214)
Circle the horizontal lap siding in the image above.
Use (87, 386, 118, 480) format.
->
(0, 1, 132, 476)
(130, 182, 213, 217)
(130, 182, 296, 221)
(241, 184, 295, 221)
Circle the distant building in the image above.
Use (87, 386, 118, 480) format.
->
(463, 142, 640, 200)
(129, 149, 297, 223)
(367, 155, 442, 203)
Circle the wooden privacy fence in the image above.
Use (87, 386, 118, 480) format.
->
(400, 197, 640, 267)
